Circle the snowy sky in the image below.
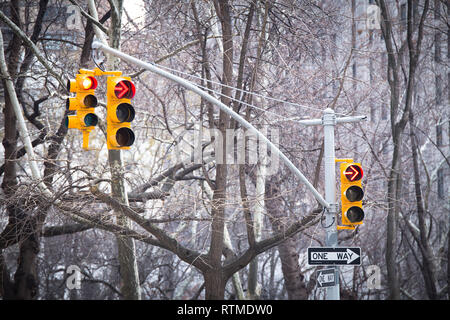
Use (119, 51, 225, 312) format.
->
(123, 0, 146, 27)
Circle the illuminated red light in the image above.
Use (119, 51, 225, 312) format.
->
(81, 76, 97, 90)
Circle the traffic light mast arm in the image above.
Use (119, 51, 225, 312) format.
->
(79, 68, 122, 77)
(298, 116, 367, 126)
(335, 158, 354, 163)
(335, 115, 367, 123)
(92, 41, 330, 209)
(92, 42, 370, 301)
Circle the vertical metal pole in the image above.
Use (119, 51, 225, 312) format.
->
(322, 108, 340, 300)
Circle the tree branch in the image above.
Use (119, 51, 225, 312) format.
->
(224, 207, 322, 277)
(68, 0, 108, 34)
(90, 185, 210, 272)
(41, 223, 92, 237)
(0, 10, 67, 91)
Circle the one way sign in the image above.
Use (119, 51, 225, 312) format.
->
(308, 247, 361, 265)
(317, 268, 337, 288)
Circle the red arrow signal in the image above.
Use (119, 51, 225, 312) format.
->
(114, 80, 135, 99)
(344, 165, 363, 181)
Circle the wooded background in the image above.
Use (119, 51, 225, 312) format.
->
(0, 0, 448, 300)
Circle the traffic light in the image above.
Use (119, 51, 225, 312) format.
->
(66, 74, 99, 149)
(106, 76, 136, 150)
(339, 162, 364, 226)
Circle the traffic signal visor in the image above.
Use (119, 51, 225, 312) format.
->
(106, 77, 136, 150)
(340, 163, 364, 226)
(65, 75, 99, 130)
(65, 73, 99, 150)
(67, 75, 98, 92)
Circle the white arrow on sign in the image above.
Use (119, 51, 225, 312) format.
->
(317, 269, 336, 287)
(309, 248, 360, 264)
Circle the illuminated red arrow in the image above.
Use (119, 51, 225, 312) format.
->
(114, 80, 135, 99)
(344, 165, 361, 181)
(115, 81, 129, 99)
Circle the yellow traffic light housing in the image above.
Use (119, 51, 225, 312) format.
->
(106, 76, 136, 150)
(339, 162, 364, 228)
(66, 74, 99, 150)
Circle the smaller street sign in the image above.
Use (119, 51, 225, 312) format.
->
(316, 268, 337, 288)
(308, 247, 361, 265)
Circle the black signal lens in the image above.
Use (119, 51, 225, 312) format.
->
(116, 128, 135, 147)
(346, 207, 364, 223)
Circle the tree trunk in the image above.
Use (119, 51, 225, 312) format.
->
(223, 225, 246, 300)
(106, 0, 141, 300)
(109, 152, 141, 300)
(204, 0, 233, 301)
(0, 1, 40, 300)
(204, 270, 227, 300)
(248, 161, 265, 299)
(438, 0, 450, 301)
(266, 179, 308, 300)
(377, 0, 402, 299)
(408, 107, 438, 299)
(13, 232, 40, 299)
(386, 153, 401, 300)
(378, 0, 429, 299)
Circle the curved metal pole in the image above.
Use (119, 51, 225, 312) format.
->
(92, 41, 329, 209)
